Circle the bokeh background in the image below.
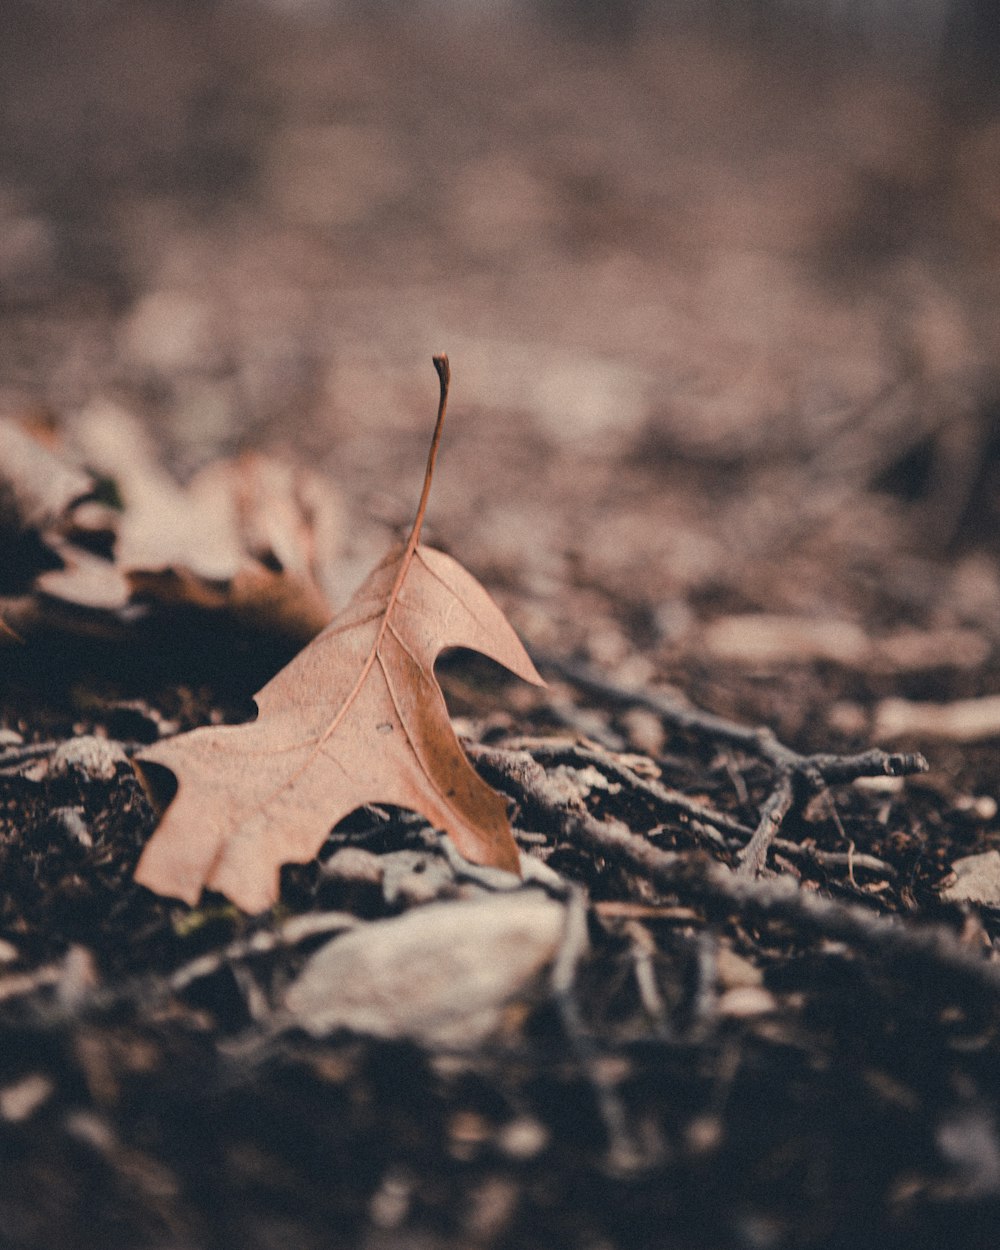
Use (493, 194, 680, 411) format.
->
(3, 0, 1000, 698)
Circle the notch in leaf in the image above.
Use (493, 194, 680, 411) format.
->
(134, 356, 545, 912)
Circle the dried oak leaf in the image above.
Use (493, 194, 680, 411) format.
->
(0, 416, 93, 536)
(37, 402, 340, 642)
(135, 357, 544, 911)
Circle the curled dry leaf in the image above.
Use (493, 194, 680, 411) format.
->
(0, 417, 93, 536)
(134, 357, 545, 911)
(21, 400, 340, 642)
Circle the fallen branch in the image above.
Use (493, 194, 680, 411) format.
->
(474, 746, 1000, 1000)
(532, 653, 928, 875)
(498, 735, 755, 840)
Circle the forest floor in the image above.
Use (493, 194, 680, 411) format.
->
(2, 4, 1000, 1248)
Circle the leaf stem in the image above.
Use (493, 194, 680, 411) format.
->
(404, 353, 450, 556)
(314, 356, 451, 753)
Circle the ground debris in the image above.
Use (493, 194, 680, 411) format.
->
(283, 890, 567, 1049)
(4, 4, 1000, 1246)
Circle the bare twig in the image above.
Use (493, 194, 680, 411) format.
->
(532, 654, 926, 778)
(737, 774, 795, 877)
(475, 746, 1000, 1000)
(550, 888, 658, 1175)
(0, 741, 60, 773)
(496, 737, 754, 841)
(770, 838, 895, 878)
(530, 654, 928, 875)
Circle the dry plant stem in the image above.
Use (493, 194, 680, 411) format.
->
(622, 919, 672, 1039)
(0, 741, 60, 771)
(551, 888, 654, 1176)
(770, 838, 895, 877)
(507, 738, 755, 840)
(477, 738, 892, 875)
(477, 747, 1000, 1000)
(534, 653, 928, 874)
(534, 654, 927, 777)
(169, 911, 359, 993)
(737, 774, 795, 877)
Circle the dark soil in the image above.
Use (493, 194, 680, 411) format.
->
(3, 4, 1000, 1248)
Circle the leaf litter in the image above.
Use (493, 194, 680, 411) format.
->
(4, 598, 1000, 1247)
(3, 394, 1000, 1246)
(0, 403, 341, 645)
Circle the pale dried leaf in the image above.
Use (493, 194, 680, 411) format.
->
(940, 850, 1000, 905)
(876, 694, 1000, 743)
(135, 543, 545, 910)
(0, 418, 92, 534)
(703, 616, 990, 674)
(283, 891, 567, 1048)
(702, 614, 868, 666)
(50, 401, 340, 639)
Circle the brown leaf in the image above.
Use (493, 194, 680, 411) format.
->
(0, 417, 93, 536)
(34, 402, 340, 642)
(134, 357, 545, 911)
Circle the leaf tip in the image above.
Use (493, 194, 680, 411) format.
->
(432, 353, 450, 391)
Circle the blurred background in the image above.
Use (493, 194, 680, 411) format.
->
(2, 0, 1000, 704)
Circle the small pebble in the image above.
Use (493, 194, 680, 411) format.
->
(51, 807, 92, 848)
(0, 1073, 54, 1123)
(717, 986, 778, 1018)
(497, 1116, 549, 1160)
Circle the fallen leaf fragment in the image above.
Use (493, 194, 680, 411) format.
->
(703, 614, 990, 673)
(940, 850, 1000, 905)
(876, 694, 1000, 743)
(283, 891, 567, 1048)
(702, 614, 868, 666)
(40, 402, 341, 641)
(135, 357, 545, 910)
(0, 417, 92, 535)
(0, 1073, 55, 1123)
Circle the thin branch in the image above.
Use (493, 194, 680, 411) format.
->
(532, 653, 926, 779)
(469, 737, 754, 841)
(476, 746, 1000, 1000)
(737, 774, 795, 877)
(531, 653, 928, 875)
